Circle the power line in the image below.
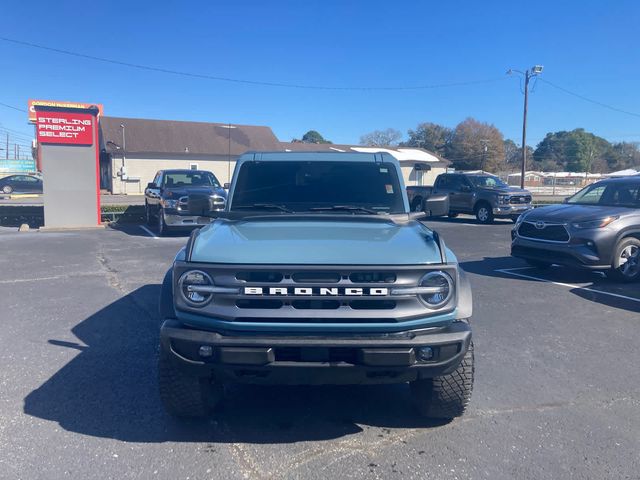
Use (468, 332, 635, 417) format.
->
(539, 79, 640, 119)
(0, 36, 504, 91)
(0, 101, 26, 112)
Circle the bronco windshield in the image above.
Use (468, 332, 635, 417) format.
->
(230, 161, 405, 213)
(567, 181, 640, 207)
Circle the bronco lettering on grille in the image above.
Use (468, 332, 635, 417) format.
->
(244, 287, 389, 296)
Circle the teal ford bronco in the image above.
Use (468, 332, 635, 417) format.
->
(158, 152, 474, 419)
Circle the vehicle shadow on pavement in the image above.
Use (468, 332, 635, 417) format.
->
(23, 285, 448, 444)
(461, 257, 640, 313)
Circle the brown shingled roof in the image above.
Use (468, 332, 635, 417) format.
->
(100, 116, 280, 155)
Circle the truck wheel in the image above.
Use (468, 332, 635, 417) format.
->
(474, 203, 494, 224)
(607, 237, 640, 283)
(145, 203, 153, 225)
(158, 346, 222, 418)
(157, 208, 168, 236)
(410, 342, 474, 419)
(411, 197, 424, 212)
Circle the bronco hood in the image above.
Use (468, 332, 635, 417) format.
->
(190, 217, 443, 265)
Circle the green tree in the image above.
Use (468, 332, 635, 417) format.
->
(301, 130, 331, 144)
(447, 118, 505, 171)
(401, 122, 452, 154)
(533, 129, 610, 172)
(602, 142, 640, 172)
(359, 128, 402, 147)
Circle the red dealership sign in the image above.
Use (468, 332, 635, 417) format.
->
(36, 111, 94, 145)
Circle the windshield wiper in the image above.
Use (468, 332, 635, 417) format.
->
(233, 203, 295, 213)
(309, 205, 381, 215)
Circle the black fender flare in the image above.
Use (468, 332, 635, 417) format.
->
(456, 268, 473, 319)
(159, 267, 177, 319)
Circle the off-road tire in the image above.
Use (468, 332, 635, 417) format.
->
(607, 237, 640, 283)
(410, 342, 474, 419)
(158, 347, 222, 417)
(474, 202, 494, 224)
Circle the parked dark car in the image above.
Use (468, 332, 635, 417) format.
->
(0, 174, 43, 194)
(430, 172, 532, 224)
(511, 176, 640, 282)
(144, 169, 227, 235)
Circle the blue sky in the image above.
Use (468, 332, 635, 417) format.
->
(1, 0, 639, 149)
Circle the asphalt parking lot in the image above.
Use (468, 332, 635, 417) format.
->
(1, 217, 639, 479)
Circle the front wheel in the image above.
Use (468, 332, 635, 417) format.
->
(608, 237, 640, 282)
(157, 208, 168, 236)
(2, 185, 13, 194)
(410, 342, 474, 419)
(411, 198, 424, 212)
(145, 203, 154, 225)
(474, 203, 494, 224)
(158, 347, 223, 418)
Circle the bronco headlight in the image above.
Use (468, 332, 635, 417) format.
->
(178, 270, 214, 306)
(572, 216, 619, 229)
(418, 271, 454, 309)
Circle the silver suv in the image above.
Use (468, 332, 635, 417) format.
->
(511, 177, 640, 282)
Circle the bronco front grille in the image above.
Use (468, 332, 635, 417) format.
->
(174, 263, 458, 324)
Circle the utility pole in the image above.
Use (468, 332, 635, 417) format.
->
(480, 139, 489, 171)
(5, 133, 8, 160)
(520, 72, 530, 189)
(508, 65, 544, 189)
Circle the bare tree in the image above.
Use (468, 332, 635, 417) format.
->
(359, 128, 402, 147)
(447, 118, 506, 172)
(402, 122, 452, 154)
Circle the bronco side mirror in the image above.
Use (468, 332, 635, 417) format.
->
(422, 194, 450, 217)
(223, 183, 231, 190)
(146, 182, 156, 190)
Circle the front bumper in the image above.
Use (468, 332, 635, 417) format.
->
(493, 205, 532, 217)
(163, 211, 221, 227)
(160, 319, 472, 385)
(511, 231, 612, 269)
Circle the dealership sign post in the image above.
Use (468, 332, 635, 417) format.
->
(35, 105, 101, 229)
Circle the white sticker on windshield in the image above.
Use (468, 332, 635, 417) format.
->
(385, 184, 394, 194)
(380, 168, 388, 173)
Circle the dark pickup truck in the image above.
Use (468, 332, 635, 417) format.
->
(144, 169, 227, 235)
(408, 172, 532, 224)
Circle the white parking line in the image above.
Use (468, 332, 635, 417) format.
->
(139, 225, 159, 239)
(496, 267, 640, 304)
